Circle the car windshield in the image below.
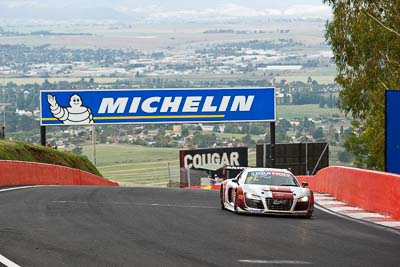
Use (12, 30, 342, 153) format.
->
(244, 171, 299, 186)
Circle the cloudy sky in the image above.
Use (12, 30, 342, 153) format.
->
(0, 0, 331, 20)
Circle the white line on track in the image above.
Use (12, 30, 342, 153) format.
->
(238, 260, 312, 264)
(0, 185, 39, 193)
(0, 254, 20, 267)
(316, 200, 342, 205)
(344, 213, 386, 219)
(51, 200, 217, 209)
(328, 206, 363, 212)
(315, 205, 400, 236)
(0, 186, 41, 267)
(376, 221, 400, 227)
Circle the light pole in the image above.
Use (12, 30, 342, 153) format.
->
(92, 124, 96, 166)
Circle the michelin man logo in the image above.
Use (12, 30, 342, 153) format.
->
(47, 94, 94, 125)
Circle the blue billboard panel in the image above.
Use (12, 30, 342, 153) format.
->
(386, 90, 400, 174)
(40, 88, 276, 125)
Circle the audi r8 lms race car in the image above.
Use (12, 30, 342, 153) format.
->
(220, 168, 314, 217)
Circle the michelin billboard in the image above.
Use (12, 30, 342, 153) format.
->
(40, 88, 276, 125)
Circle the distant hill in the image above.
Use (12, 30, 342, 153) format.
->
(0, 0, 330, 22)
(0, 6, 134, 21)
(0, 140, 102, 177)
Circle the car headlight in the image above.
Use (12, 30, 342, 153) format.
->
(298, 196, 309, 202)
(245, 193, 261, 200)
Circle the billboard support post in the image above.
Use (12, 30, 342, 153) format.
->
(305, 142, 308, 175)
(270, 121, 276, 168)
(40, 126, 46, 146)
(263, 143, 267, 167)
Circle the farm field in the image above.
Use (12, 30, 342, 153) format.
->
(82, 144, 181, 187)
(277, 104, 342, 120)
(276, 75, 335, 84)
(1, 72, 335, 86)
(81, 144, 257, 187)
(1, 77, 122, 86)
(0, 21, 326, 51)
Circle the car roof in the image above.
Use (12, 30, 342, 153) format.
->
(245, 168, 292, 173)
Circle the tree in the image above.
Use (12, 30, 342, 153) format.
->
(212, 125, 221, 133)
(277, 119, 292, 132)
(240, 123, 250, 134)
(313, 127, 325, 141)
(72, 146, 83, 155)
(324, 0, 400, 170)
(189, 132, 216, 148)
(224, 123, 240, 134)
(249, 124, 266, 135)
(181, 127, 190, 137)
(241, 134, 255, 146)
(319, 96, 326, 108)
(338, 151, 354, 163)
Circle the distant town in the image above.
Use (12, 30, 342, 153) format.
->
(0, 18, 353, 165)
(0, 38, 329, 79)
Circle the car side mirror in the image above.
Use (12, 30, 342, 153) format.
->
(232, 179, 239, 184)
(302, 182, 308, 188)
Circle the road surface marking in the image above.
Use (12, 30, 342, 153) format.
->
(0, 186, 40, 267)
(375, 221, 400, 227)
(314, 193, 400, 233)
(0, 186, 39, 193)
(0, 253, 21, 267)
(51, 201, 216, 209)
(315, 205, 400, 236)
(316, 200, 342, 205)
(328, 206, 363, 212)
(238, 260, 312, 264)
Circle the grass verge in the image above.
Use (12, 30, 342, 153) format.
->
(0, 140, 102, 176)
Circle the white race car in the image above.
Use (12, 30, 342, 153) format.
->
(220, 168, 314, 217)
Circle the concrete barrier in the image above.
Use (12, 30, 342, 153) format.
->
(297, 166, 400, 219)
(0, 160, 118, 187)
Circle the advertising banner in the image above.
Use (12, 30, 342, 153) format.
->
(386, 90, 400, 174)
(179, 147, 248, 187)
(40, 88, 276, 125)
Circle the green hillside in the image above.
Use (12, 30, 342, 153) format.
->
(0, 140, 102, 177)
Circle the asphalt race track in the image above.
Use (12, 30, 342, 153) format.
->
(0, 186, 399, 267)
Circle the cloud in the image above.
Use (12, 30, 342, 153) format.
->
(204, 4, 280, 18)
(116, 3, 330, 20)
(284, 5, 331, 17)
(0, 1, 331, 21)
(2, 0, 48, 8)
(117, 3, 283, 20)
